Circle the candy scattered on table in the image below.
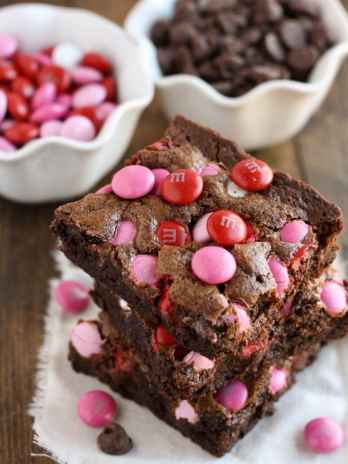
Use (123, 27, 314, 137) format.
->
(54, 279, 90, 314)
(304, 417, 344, 454)
(78, 390, 117, 428)
(97, 422, 133, 455)
(0, 36, 118, 152)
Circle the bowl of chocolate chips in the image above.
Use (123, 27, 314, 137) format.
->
(126, 0, 348, 150)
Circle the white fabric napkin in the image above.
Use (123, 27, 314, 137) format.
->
(30, 252, 348, 464)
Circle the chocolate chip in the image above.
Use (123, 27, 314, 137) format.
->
(242, 28, 263, 45)
(170, 22, 196, 46)
(287, 46, 319, 72)
(310, 22, 330, 50)
(174, 0, 197, 21)
(173, 47, 197, 75)
(214, 54, 245, 78)
(198, 0, 237, 13)
(97, 423, 133, 456)
(279, 20, 306, 49)
(198, 62, 218, 82)
(151, 20, 170, 47)
(212, 81, 235, 96)
(253, 0, 284, 24)
(285, 0, 318, 17)
(157, 49, 174, 74)
(243, 65, 290, 82)
(222, 37, 244, 55)
(265, 32, 286, 62)
(191, 35, 211, 62)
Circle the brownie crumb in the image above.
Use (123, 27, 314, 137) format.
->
(97, 422, 133, 455)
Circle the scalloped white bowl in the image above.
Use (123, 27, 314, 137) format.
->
(0, 3, 154, 203)
(125, 0, 348, 150)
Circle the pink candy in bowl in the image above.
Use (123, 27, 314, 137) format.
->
(0, 4, 153, 203)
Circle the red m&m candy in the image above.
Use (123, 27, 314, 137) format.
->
(82, 52, 112, 74)
(161, 169, 203, 205)
(14, 52, 39, 79)
(152, 325, 176, 352)
(37, 64, 71, 92)
(208, 210, 247, 246)
(5, 122, 39, 145)
(0, 59, 17, 81)
(7, 92, 29, 120)
(230, 158, 274, 192)
(12, 76, 35, 99)
(157, 221, 190, 246)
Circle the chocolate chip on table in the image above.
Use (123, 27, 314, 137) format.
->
(253, 0, 284, 24)
(265, 33, 286, 62)
(97, 422, 133, 456)
(279, 20, 307, 49)
(288, 46, 319, 72)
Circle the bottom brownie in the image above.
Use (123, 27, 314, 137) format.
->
(69, 322, 322, 457)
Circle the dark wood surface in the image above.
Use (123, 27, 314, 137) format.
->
(0, 1, 347, 462)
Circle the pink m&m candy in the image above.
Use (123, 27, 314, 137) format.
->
(268, 256, 290, 296)
(96, 184, 113, 194)
(320, 280, 347, 317)
(73, 83, 107, 108)
(32, 83, 57, 110)
(54, 280, 90, 314)
(304, 417, 344, 454)
(40, 120, 63, 138)
(175, 400, 199, 424)
(131, 255, 158, 286)
(201, 163, 221, 177)
(280, 220, 309, 243)
(183, 351, 215, 371)
(112, 165, 155, 200)
(71, 321, 103, 358)
(216, 380, 248, 412)
(224, 303, 251, 335)
(269, 366, 288, 395)
(72, 66, 103, 84)
(0, 34, 18, 58)
(78, 390, 117, 428)
(96, 102, 117, 122)
(0, 136, 15, 152)
(0, 89, 7, 122)
(191, 246, 236, 284)
(31, 102, 68, 123)
(193, 213, 212, 244)
(151, 168, 170, 195)
(110, 221, 136, 246)
(61, 115, 96, 142)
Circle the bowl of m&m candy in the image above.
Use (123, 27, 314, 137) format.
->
(0, 4, 153, 203)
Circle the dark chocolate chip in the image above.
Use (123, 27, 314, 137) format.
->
(198, 62, 219, 82)
(253, 0, 284, 24)
(191, 35, 211, 62)
(214, 54, 245, 78)
(222, 37, 244, 55)
(243, 64, 290, 82)
(211, 81, 236, 96)
(174, 0, 197, 21)
(157, 49, 174, 74)
(150, 20, 170, 47)
(310, 22, 330, 50)
(173, 47, 197, 75)
(285, 0, 318, 17)
(170, 22, 196, 46)
(279, 19, 307, 49)
(97, 423, 133, 456)
(198, 0, 237, 13)
(242, 28, 263, 45)
(265, 32, 286, 62)
(287, 46, 319, 72)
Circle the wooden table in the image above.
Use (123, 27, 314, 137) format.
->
(0, 1, 347, 462)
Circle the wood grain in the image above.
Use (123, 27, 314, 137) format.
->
(0, 1, 346, 463)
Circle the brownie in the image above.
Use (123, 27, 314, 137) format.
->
(69, 326, 323, 457)
(88, 275, 348, 400)
(52, 116, 343, 357)
(150, 0, 333, 97)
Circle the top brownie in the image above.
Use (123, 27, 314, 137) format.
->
(52, 116, 343, 357)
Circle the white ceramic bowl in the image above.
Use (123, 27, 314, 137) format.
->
(0, 3, 154, 203)
(126, 0, 348, 150)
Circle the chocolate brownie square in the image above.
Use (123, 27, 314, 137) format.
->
(52, 116, 343, 357)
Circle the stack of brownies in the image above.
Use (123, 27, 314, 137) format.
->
(52, 116, 348, 457)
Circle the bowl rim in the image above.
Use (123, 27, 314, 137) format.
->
(125, 0, 348, 106)
(0, 3, 154, 163)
